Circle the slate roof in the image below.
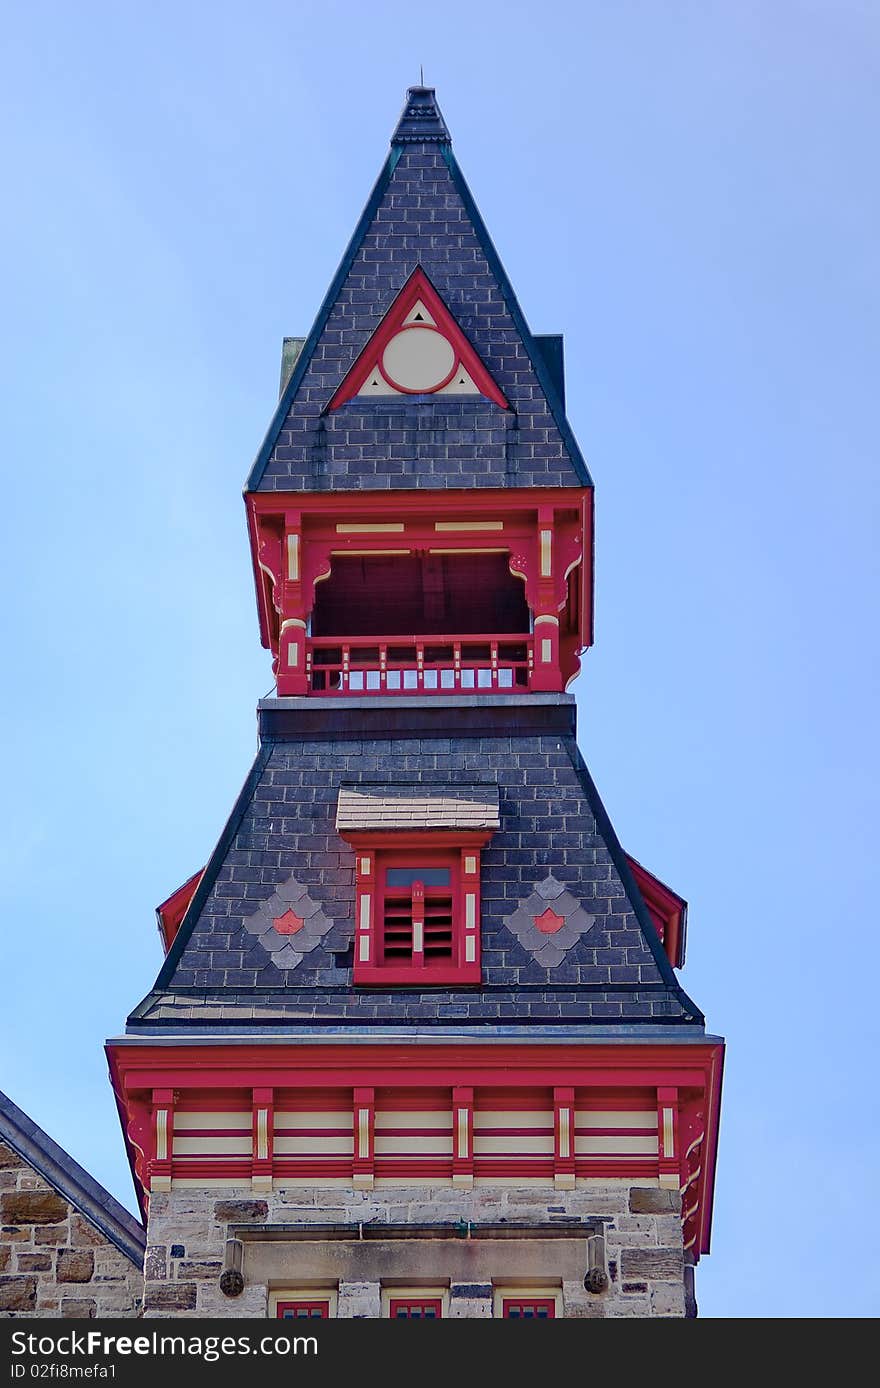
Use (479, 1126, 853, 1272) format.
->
(245, 87, 591, 494)
(127, 697, 703, 1032)
(0, 1088, 146, 1266)
(336, 782, 500, 832)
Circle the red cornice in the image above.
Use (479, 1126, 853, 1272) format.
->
(107, 1038, 723, 1257)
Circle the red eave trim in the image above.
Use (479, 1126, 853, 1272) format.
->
(156, 869, 205, 955)
(627, 855, 687, 969)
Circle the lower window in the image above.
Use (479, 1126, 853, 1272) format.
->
(276, 1300, 330, 1319)
(388, 1297, 443, 1319)
(502, 1298, 556, 1319)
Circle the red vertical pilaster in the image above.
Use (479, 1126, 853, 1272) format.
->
(353, 1086, 375, 1189)
(657, 1086, 680, 1190)
(150, 1088, 175, 1192)
(452, 1086, 474, 1188)
(252, 1086, 274, 1193)
(554, 1086, 576, 1189)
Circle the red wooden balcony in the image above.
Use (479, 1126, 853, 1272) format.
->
(306, 634, 533, 696)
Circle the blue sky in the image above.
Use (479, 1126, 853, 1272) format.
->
(1, 1, 877, 1318)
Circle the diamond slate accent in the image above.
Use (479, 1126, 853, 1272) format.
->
(336, 783, 499, 832)
(242, 876, 334, 972)
(503, 874, 597, 968)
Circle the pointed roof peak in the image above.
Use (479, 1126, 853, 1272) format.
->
(391, 85, 451, 145)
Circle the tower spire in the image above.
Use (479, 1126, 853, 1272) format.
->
(390, 84, 451, 145)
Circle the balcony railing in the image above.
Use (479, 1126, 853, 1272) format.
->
(306, 634, 533, 696)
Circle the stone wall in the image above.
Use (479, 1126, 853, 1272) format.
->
(0, 1142, 143, 1318)
(143, 1182, 687, 1319)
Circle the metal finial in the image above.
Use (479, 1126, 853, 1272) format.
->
(420, 64, 424, 85)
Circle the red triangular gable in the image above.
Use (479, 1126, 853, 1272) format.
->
(327, 267, 508, 410)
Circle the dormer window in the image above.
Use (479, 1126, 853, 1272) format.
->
(349, 844, 482, 986)
(336, 783, 499, 988)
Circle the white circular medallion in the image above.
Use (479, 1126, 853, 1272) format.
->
(381, 327, 456, 392)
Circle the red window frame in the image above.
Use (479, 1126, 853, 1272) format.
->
(343, 833, 487, 987)
(388, 1297, 443, 1319)
(501, 1298, 556, 1319)
(276, 1300, 330, 1319)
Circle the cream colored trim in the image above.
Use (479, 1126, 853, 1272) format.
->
(279, 617, 306, 630)
(150, 1175, 172, 1191)
(434, 521, 504, 532)
(473, 1111, 553, 1128)
(359, 894, 371, 932)
(533, 614, 560, 626)
(155, 1110, 168, 1162)
(663, 1107, 675, 1158)
(171, 1136, 252, 1156)
(465, 936, 476, 963)
(374, 1135, 453, 1155)
(352, 1173, 374, 1189)
(336, 523, 405, 533)
(174, 1112, 251, 1130)
(256, 1109, 269, 1162)
(275, 1111, 353, 1128)
(374, 1111, 451, 1130)
(574, 1110, 656, 1128)
(358, 935, 370, 963)
(269, 1287, 338, 1319)
(558, 1107, 571, 1160)
(412, 919, 424, 953)
(463, 855, 477, 876)
(574, 1136, 659, 1155)
(457, 1108, 469, 1160)
(540, 529, 553, 577)
(274, 1136, 353, 1156)
(357, 1109, 371, 1160)
(358, 856, 372, 877)
(492, 1285, 562, 1319)
(286, 533, 300, 580)
(465, 894, 476, 929)
(330, 548, 410, 557)
(429, 547, 507, 555)
(659, 1173, 680, 1189)
(541, 639, 553, 663)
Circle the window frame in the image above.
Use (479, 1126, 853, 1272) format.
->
(345, 832, 487, 987)
(270, 1287, 337, 1318)
(493, 1286, 562, 1319)
(382, 1285, 449, 1319)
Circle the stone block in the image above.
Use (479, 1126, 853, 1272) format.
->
(17, 1253, 52, 1272)
(0, 1144, 28, 1169)
(620, 1248, 684, 1281)
(0, 1276, 37, 1311)
(0, 1245, 9, 1272)
(70, 1215, 107, 1247)
(1, 1191, 68, 1224)
(60, 1298, 97, 1318)
(213, 1200, 268, 1222)
(629, 1187, 681, 1215)
(33, 1224, 68, 1244)
(145, 1246, 167, 1280)
(57, 1249, 95, 1283)
(650, 1283, 686, 1317)
(177, 1260, 222, 1280)
(144, 1282, 198, 1312)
